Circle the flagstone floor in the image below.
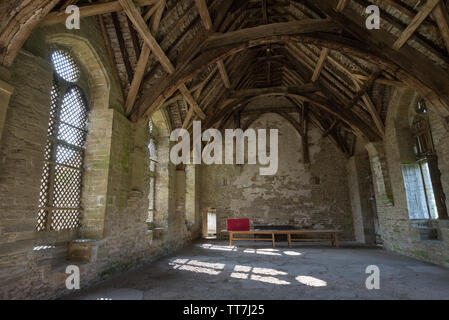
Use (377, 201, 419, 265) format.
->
(65, 240, 449, 300)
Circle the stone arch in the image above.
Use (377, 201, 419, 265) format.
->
(41, 34, 113, 239)
(387, 87, 421, 164)
(245, 111, 304, 170)
(46, 33, 111, 111)
(386, 87, 449, 220)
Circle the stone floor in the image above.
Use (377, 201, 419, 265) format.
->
(66, 240, 449, 300)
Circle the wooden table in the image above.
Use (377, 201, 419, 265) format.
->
(224, 230, 341, 248)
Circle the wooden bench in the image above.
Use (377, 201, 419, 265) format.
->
(224, 229, 341, 248)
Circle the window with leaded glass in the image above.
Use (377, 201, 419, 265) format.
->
(402, 100, 448, 220)
(37, 50, 89, 231)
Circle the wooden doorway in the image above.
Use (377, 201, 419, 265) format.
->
(203, 209, 217, 239)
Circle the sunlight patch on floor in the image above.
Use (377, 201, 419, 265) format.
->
(296, 276, 327, 287)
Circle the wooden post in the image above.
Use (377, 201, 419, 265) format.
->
(287, 233, 292, 248)
(272, 232, 275, 248)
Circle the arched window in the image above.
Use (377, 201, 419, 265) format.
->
(36, 50, 89, 231)
(147, 120, 158, 227)
(402, 99, 447, 220)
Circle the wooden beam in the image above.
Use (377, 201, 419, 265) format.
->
(126, 46, 150, 115)
(230, 84, 318, 98)
(195, 0, 213, 30)
(125, 0, 165, 116)
(241, 107, 298, 115)
(203, 19, 339, 50)
(195, 0, 231, 89)
(111, 12, 134, 84)
(361, 92, 385, 137)
(132, 13, 449, 124)
(346, 70, 382, 109)
(392, 0, 441, 50)
(351, 74, 407, 87)
(311, 48, 329, 82)
(119, 0, 173, 72)
(180, 0, 232, 128)
(216, 60, 231, 88)
(143, 2, 160, 21)
(433, 2, 449, 54)
(262, 0, 269, 24)
(97, 14, 125, 103)
(352, 78, 385, 137)
(60, 0, 79, 10)
(336, 0, 349, 12)
(353, 0, 449, 65)
(226, 86, 381, 141)
(314, 0, 449, 118)
(127, 17, 141, 57)
(150, 0, 165, 34)
(119, 0, 205, 119)
(41, 0, 158, 26)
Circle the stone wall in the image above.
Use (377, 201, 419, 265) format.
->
(0, 51, 54, 297)
(0, 20, 202, 299)
(366, 88, 449, 268)
(199, 111, 355, 240)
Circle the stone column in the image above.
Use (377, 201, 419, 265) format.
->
(129, 122, 148, 193)
(185, 164, 202, 237)
(0, 65, 14, 143)
(366, 142, 394, 207)
(347, 154, 376, 244)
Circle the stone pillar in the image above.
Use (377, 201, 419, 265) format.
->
(186, 165, 201, 231)
(347, 154, 376, 244)
(154, 135, 171, 229)
(81, 108, 114, 239)
(129, 122, 148, 193)
(0, 65, 14, 143)
(175, 169, 186, 226)
(366, 142, 394, 206)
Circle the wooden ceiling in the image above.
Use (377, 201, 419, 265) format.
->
(1, 0, 449, 157)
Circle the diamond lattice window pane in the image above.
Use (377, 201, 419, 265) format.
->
(37, 51, 88, 231)
(51, 50, 80, 83)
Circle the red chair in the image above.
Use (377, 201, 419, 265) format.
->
(227, 219, 250, 231)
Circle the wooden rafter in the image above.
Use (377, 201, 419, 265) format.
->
(311, 48, 329, 82)
(118, 0, 206, 121)
(432, 1, 449, 54)
(125, 0, 165, 116)
(225, 86, 380, 141)
(41, 0, 159, 26)
(97, 14, 125, 102)
(195, 0, 231, 89)
(111, 12, 134, 84)
(313, 0, 449, 118)
(392, 0, 441, 50)
(131, 19, 340, 121)
(310, 0, 346, 83)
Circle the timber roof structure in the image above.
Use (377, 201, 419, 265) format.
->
(2, 0, 449, 157)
